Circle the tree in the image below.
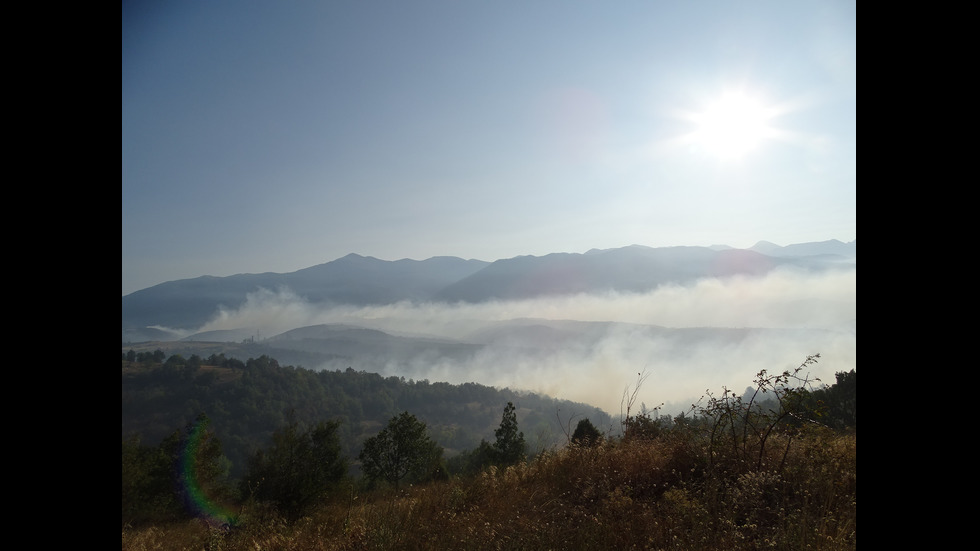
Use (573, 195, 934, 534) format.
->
(447, 439, 495, 476)
(246, 355, 280, 371)
(571, 418, 602, 447)
(446, 402, 527, 475)
(358, 411, 441, 489)
(808, 369, 856, 431)
(172, 414, 235, 525)
(122, 414, 232, 527)
(492, 401, 526, 466)
(240, 417, 347, 521)
(122, 433, 179, 525)
(620, 370, 651, 440)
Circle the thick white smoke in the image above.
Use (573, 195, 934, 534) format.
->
(196, 266, 856, 415)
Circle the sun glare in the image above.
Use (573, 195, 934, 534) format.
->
(684, 90, 777, 160)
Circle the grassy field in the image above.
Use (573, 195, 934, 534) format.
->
(122, 427, 856, 550)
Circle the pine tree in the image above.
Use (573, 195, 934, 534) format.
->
(571, 418, 602, 447)
(492, 402, 526, 466)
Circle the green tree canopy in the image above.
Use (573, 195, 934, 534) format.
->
(622, 412, 663, 441)
(358, 411, 442, 489)
(240, 417, 347, 521)
(122, 413, 232, 527)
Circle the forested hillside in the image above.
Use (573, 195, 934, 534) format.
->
(121, 349, 614, 479)
(122, 350, 855, 550)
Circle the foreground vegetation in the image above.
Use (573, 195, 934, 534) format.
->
(123, 355, 855, 550)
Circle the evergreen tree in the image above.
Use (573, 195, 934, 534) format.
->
(358, 412, 441, 489)
(492, 402, 526, 466)
(571, 418, 602, 447)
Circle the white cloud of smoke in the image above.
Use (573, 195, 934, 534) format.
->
(197, 266, 855, 415)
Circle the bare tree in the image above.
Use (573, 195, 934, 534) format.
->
(620, 369, 650, 439)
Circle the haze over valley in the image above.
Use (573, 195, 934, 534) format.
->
(123, 240, 855, 416)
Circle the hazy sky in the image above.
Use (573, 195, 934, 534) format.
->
(122, 1, 856, 296)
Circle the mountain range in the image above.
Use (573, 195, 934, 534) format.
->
(122, 239, 855, 341)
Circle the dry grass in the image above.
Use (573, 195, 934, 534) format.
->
(122, 428, 855, 550)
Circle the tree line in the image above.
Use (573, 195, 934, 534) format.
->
(123, 401, 530, 524)
(122, 349, 854, 527)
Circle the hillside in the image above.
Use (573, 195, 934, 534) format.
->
(121, 352, 615, 480)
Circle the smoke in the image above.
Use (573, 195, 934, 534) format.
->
(196, 266, 855, 415)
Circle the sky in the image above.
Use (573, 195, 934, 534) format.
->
(122, 0, 856, 297)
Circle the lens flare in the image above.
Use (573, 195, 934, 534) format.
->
(175, 418, 237, 528)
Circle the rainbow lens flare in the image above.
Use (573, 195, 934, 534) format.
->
(175, 418, 237, 528)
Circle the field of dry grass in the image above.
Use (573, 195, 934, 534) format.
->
(122, 427, 855, 551)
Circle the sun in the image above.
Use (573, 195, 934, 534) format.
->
(683, 90, 778, 160)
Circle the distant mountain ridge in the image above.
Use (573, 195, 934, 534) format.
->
(433, 246, 809, 303)
(122, 254, 490, 335)
(748, 239, 856, 258)
(122, 240, 855, 339)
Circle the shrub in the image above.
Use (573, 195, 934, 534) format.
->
(240, 418, 347, 521)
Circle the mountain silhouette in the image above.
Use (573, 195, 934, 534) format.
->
(122, 240, 855, 337)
